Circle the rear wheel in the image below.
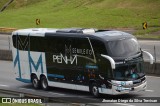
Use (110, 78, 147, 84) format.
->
(90, 83, 100, 97)
(41, 76, 49, 90)
(31, 75, 40, 89)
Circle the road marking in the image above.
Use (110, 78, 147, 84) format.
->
(0, 84, 9, 87)
(114, 103, 135, 106)
(19, 88, 35, 91)
(48, 92, 65, 96)
(142, 49, 150, 51)
(146, 90, 154, 92)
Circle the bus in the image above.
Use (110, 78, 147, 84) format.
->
(12, 28, 154, 97)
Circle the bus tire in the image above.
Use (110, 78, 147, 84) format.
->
(41, 76, 49, 90)
(31, 75, 40, 89)
(90, 83, 100, 97)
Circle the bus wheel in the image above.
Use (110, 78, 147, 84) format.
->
(41, 76, 49, 90)
(31, 75, 40, 89)
(90, 83, 100, 97)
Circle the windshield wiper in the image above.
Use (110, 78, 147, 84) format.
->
(125, 52, 141, 61)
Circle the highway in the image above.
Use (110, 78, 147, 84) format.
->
(0, 34, 11, 50)
(140, 40, 160, 62)
(0, 34, 160, 61)
(0, 60, 160, 106)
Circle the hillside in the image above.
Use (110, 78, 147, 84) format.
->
(0, 0, 43, 9)
(0, 0, 160, 37)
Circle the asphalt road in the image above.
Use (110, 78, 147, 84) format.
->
(139, 40, 160, 62)
(0, 60, 160, 106)
(0, 34, 160, 61)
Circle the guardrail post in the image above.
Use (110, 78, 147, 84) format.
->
(154, 45, 156, 63)
(8, 36, 10, 50)
(44, 98, 48, 106)
(19, 93, 24, 98)
(154, 45, 157, 71)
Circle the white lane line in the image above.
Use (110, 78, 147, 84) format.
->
(146, 90, 154, 92)
(114, 103, 135, 106)
(19, 88, 35, 91)
(0, 84, 9, 87)
(48, 92, 65, 96)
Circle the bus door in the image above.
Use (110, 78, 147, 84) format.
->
(85, 65, 98, 82)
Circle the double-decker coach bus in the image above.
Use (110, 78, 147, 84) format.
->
(12, 28, 154, 97)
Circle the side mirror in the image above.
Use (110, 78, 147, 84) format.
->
(142, 50, 154, 64)
(101, 54, 115, 69)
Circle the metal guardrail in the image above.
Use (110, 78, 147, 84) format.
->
(0, 50, 12, 61)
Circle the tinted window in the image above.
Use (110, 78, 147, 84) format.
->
(107, 38, 140, 57)
(45, 36, 66, 53)
(91, 39, 112, 79)
(114, 61, 144, 80)
(12, 35, 30, 51)
(12, 35, 46, 52)
(91, 39, 107, 55)
(30, 36, 45, 52)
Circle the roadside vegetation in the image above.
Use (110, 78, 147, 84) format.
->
(0, 0, 160, 39)
(0, 103, 40, 106)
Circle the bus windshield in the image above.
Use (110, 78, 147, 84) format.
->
(113, 61, 144, 80)
(107, 38, 140, 57)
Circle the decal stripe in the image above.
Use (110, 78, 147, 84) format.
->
(14, 33, 21, 79)
(29, 52, 44, 74)
(87, 37, 97, 63)
(47, 74, 64, 79)
(16, 78, 31, 83)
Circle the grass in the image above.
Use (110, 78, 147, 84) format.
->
(135, 34, 160, 40)
(0, 104, 40, 106)
(0, 0, 160, 39)
(0, 0, 9, 8)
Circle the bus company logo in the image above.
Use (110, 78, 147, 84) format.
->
(52, 44, 96, 65)
(2, 98, 11, 103)
(53, 45, 78, 65)
(53, 45, 93, 65)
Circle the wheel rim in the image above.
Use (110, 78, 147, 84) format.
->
(42, 79, 47, 89)
(92, 86, 98, 96)
(33, 78, 38, 88)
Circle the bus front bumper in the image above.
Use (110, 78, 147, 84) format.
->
(99, 81, 147, 95)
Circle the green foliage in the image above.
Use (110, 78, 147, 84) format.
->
(0, 0, 160, 38)
(0, 103, 40, 106)
(0, 0, 10, 8)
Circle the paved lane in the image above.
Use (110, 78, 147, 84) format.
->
(139, 40, 160, 62)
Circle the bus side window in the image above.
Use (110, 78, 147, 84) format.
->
(45, 36, 66, 53)
(71, 37, 94, 65)
(90, 39, 107, 56)
(90, 39, 112, 79)
(30, 36, 45, 52)
(12, 35, 30, 51)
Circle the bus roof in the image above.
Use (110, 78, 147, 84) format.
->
(12, 28, 135, 41)
(92, 30, 134, 41)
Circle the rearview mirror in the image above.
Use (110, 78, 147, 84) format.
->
(142, 50, 154, 64)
